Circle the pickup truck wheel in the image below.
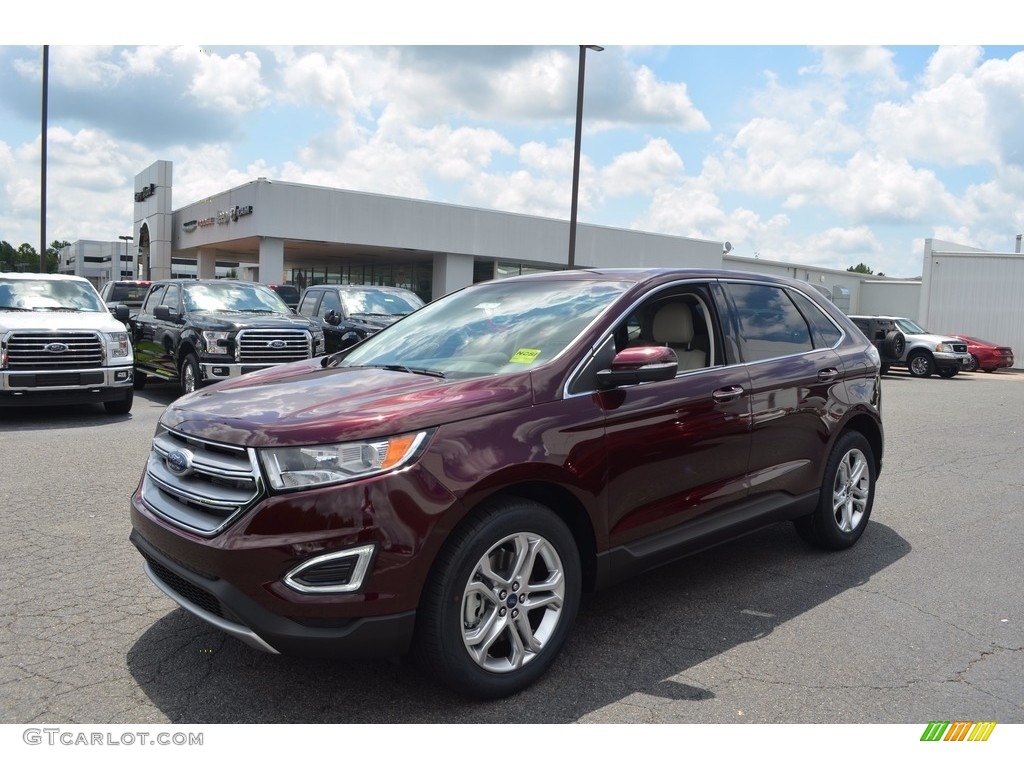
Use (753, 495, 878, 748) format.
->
(907, 350, 934, 377)
(414, 498, 581, 699)
(938, 367, 958, 378)
(103, 387, 133, 415)
(180, 353, 200, 394)
(794, 431, 875, 550)
(133, 370, 147, 390)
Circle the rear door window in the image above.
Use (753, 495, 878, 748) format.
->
(721, 283, 814, 362)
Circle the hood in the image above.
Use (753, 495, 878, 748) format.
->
(187, 311, 316, 332)
(910, 332, 962, 345)
(160, 358, 535, 447)
(348, 312, 407, 328)
(0, 309, 126, 334)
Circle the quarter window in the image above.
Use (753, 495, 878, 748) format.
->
(788, 290, 843, 349)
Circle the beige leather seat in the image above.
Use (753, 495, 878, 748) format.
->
(651, 303, 706, 370)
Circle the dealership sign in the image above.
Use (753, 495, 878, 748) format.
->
(134, 183, 156, 203)
(216, 205, 254, 224)
(182, 205, 253, 232)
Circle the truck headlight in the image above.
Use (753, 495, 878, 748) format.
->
(260, 430, 431, 490)
(201, 330, 231, 354)
(312, 329, 325, 354)
(107, 331, 131, 360)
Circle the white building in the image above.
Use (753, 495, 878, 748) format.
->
(57, 239, 137, 287)
(122, 160, 1019, 362)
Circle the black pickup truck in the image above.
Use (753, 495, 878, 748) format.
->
(132, 279, 325, 393)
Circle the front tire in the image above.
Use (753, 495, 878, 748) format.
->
(133, 370, 147, 390)
(907, 350, 934, 378)
(795, 431, 875, 550)
(938, 367, 958, 378)
(103, 387, 133, 415)
(179, 353, 200, 394)
(414, 498, 581, 699)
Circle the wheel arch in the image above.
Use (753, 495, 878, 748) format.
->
(444, 482, 599, 594)
(838, 412, 883, 477)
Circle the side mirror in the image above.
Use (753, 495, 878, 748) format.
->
(596, 346, 678, 389)
(113, 303, 130, 322)
(153, 305, 177, 321)
(324, 309, 341, 326)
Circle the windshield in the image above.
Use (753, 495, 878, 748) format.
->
(895, 318, 927, 334)
(184, 282, 290, 313)
(0, 278, 107, 312)
(340, 278, 630, 379)
(345, 288, 424, 316)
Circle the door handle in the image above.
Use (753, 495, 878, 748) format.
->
(712, 385, 745, 403)
(817, 367, 839, 382)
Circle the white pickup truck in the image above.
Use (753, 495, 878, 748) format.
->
(0, 272, 135, 414)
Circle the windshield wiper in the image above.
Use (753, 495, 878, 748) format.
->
(346, 363, 447, 378)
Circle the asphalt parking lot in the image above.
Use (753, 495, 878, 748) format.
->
(1, 369, 1022, 724)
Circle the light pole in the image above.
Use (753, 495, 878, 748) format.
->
(119, 234, 133, 279)
(568, 45, 602, 269)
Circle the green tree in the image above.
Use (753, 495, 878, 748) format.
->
(0, 240, 16, 271)
(847, 263, 874, 274)
(16, 243, 38, 271)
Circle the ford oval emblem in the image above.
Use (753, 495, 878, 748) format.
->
(267, 339, 286, 349)
(166, 448, 194, 477)
(45, 342, 70, 353)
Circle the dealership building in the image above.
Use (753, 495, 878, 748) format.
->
(60, 159, 1024, 362)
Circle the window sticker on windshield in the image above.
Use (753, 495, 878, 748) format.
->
(509, 348, 541, 364)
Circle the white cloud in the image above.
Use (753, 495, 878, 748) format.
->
(601, 138, 685, 196)
(180, 48, 270, 113)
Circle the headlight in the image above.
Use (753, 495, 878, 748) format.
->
(312, 329, 325, 354)
(260, 430, 431, 490)
(202, 330, 231, 353)
(106, 331, 131, 360)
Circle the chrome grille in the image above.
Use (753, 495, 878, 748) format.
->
(5, 331, 104, 369)
(236, 328, 310, 364)
(142, 428, 264, 536)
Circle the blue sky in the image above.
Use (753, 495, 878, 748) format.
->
(2, 4, 1023, 278)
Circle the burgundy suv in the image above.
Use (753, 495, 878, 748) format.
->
(130, 269, 883, 698)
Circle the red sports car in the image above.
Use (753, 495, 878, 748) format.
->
(955, 336, 1015, 372)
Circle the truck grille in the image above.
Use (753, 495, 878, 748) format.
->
(236, 328, 310, 364)
(5, 331, 104, 369)
(142, 428, 264, 536)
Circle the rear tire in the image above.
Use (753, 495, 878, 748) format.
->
(414, 497, 581, 699)
(795, 431, 875, 550)
(883, 330, 905, 359)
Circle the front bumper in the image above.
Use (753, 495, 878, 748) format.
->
(131, 528, 417, 658)
(934, 352, 972, 369)
(0, 365, 133, 406)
